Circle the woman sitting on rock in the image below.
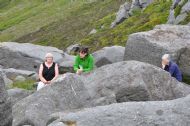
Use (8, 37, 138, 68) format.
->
(37, 53, 59, 91)
(74, 47, 94, 75)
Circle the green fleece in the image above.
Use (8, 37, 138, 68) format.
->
(74, 54, 94, 72)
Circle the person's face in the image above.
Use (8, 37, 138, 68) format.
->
(46, 57, 53, 63)
(162, 58, 169, 65)
(79, 52, 87, 58)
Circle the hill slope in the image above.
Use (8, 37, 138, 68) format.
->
(0, 0, 124, 49)
(1, 0, 188, 52)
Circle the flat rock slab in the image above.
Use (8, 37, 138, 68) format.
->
(48, 94, 190, 126)
(0, 42, 74, 72)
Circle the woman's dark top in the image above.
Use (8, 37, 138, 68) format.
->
(42, 62, 55, 81)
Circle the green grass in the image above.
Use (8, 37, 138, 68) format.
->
(0, 0, 10, 9)
(80, 0, 172, 51)
(175, 6, 182, 17)
(0, 0, 124, 49)
(0, 0, 96, 40)
(11, 80, 36, 90)
(22, 0, 124, 49)
(183, 75, 190, 85)
(0, 0, 173, 52)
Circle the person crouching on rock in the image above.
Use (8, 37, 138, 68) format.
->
(74, 47, 94, 75)
(37, 53, 59, 91)
(161, 54, 182, 82)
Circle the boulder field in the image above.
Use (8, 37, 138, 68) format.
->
(12, 61, 190, 126)
(124, 24, 190, 76)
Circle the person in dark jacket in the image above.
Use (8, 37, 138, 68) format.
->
(162, 54, 182, 82)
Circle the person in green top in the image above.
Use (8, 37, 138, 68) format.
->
(74, 47, 94, 75)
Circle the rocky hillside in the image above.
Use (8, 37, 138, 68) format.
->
(0, 24, 190, 126)
(0, 1, 190, 125)
(0, 0, 125, 49)
(1, 0, 190, 51)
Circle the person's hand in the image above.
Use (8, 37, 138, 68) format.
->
(77, 69, 83, 75)
(43, 80, 51, 84)
(47, 81, 51, 84)
(43, 80, 48, 84)
(161, 61, 165, 69)
(78, 69, 83, 72)
(162, 64, 165, 69)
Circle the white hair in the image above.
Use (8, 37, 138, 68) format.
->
(45, 53, 53, 58)
(162, 54, 171, 61)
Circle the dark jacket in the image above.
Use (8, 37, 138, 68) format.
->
(164, 61, 182, 82)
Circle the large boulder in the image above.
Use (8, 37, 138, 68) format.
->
(8, 88, 33, 105)
(127, 0, 154, 15)
(13, 61, 190, 126)
(14, 75, 26, 82)
(65, 44, 80, 54)
(0, 70, 13, 126)
(59, 61, 75, 74)
(124, 24, 190, 76)
(111, 0, 154, 28)
(82, 61, 190, 106)
(12, 73, 91, 126)
(92, 46, 125, 67)
(48, 94, 190, 126)
(2, 68, 38, 81)
(60, 45, 124, 72)
(111, 2, 131, 28)
(0, 42, 74, 72)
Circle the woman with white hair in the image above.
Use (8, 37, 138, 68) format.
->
(161, 54, 182, 82)
(37, 53, 59, 91)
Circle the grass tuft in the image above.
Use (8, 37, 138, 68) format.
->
(11, 79, 36, 90)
